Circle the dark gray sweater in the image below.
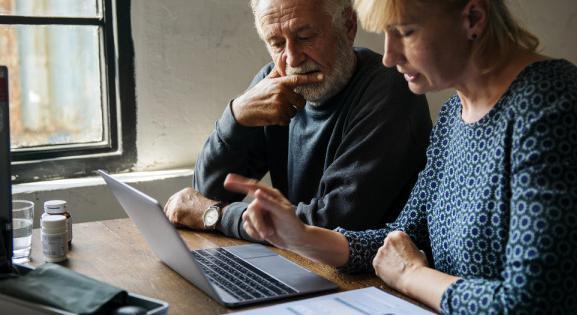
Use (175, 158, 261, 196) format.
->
(194, 48, 432, 240)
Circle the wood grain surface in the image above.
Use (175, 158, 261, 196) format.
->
(28, 219, 429, 314)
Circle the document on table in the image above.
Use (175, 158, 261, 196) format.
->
(230, 287, 436, 315)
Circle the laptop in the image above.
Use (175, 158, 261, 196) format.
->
(98, 170, 337, 307)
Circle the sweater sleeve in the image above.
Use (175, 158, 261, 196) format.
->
(193, 65, 273, 239)
(440, 88, 577, 313)
(295, 69, 431, 231)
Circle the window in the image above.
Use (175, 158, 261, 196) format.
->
(0, 0, 135, 183)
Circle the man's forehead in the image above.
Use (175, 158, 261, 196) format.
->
(255, 0, 324, 13)
(256, 0, 326, 30)
(256, 1, 332, 41)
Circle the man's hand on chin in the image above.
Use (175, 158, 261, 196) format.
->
(231, 68, 323, 127)
(163, 187, 217, 230)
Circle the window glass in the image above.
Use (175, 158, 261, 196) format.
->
(0, 25, 104, 148)
(0, 0, 100, 18)
(0, 0, 135, 183)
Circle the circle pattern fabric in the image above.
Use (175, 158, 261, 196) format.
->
(336, 59, 577, 313)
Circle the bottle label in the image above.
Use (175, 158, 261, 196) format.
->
(42, 232, 68, 258)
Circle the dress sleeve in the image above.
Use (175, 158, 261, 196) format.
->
(193, 101, 268, 201)
(440, 89, 577, 313)
(335, 156, 434, 274)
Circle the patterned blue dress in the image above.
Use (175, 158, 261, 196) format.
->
(336, 59, 577, 314)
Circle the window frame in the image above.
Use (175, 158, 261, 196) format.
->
(0, 0, 136, 183)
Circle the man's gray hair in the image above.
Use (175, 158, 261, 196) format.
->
(250, 0, 353, 38)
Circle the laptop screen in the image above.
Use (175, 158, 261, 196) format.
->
(0, 65, 13, 272)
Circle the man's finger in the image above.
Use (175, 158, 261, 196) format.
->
(284, 92, 307, 110)
(285, 105, 298, 120)
(267, 67, 281, 79)
(271, 55, 286, 77)
(279, 72, 324, 88)
(163, 202, 169, 214)
(163, 194, 175, 213)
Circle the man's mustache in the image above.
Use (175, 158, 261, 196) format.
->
(286, 62, 321, 75)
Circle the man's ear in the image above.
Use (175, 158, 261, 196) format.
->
(345, 7, 358, 44)
(462, 0, 489, 40)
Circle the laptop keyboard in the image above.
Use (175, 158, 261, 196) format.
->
(191, 248, 298, 301)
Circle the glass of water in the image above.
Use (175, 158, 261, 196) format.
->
(12, 200, 34, 263)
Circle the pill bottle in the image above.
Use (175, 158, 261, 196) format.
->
(41, 215, 68, 262)
(44, 200, 72, 249)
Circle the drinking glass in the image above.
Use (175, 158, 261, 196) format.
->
(12, 200, 34, 263)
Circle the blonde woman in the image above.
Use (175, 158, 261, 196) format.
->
(224, 0, 577, 313)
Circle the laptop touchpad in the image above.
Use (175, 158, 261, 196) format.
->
(249, 255, 330, 290)
(225, 244, 277, 259)
(225, 244, 336, 292)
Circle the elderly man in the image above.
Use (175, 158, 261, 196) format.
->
(164, 0, 431, 240)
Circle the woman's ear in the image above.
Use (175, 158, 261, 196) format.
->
(462, 0, 489, 40)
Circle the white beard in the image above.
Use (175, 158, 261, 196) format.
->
(285, 34, 356, 105)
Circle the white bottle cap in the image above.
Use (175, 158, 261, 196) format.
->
(44, 200, 67, 214)
(41, 215, 67, 229)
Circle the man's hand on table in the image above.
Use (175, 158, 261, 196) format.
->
(163, 187, 218, 230)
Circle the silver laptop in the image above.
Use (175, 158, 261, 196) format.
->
(98, 170, 337, 307)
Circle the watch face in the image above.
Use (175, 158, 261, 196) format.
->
(203, 208, 219, 226)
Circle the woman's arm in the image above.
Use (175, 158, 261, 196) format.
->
(224, 173, 350, 266)
(402, 267, 459, 313)
(372, 230, 459, 313)
(291, 225, 350, 267)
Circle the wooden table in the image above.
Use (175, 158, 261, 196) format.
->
(27, 219, 423, 314)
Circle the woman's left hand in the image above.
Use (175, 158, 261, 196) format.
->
(372, 231, 428, 294)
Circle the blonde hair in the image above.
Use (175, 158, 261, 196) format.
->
(354, 0, 540, 72)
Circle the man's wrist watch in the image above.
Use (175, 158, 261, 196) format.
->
(202, 202, 224, 231)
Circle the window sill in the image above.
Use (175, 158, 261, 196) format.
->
(13, 169, 193, 194)
(12, 169, 194, 227)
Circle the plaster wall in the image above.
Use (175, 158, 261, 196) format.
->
(132, 0, 577, 172)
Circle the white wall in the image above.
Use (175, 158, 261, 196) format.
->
(132, 0, 577, 172)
